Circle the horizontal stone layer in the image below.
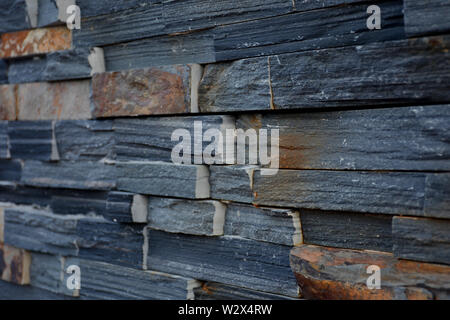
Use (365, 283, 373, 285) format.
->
(116, 162, 210, 199)
(55, 120, 115, 161)
(300, 210, 393, 252)
(404, 0, 450, 37)
(236, 106, 450, 171)
(148, 197, 226, 236)
(290, 244, 450, 299)
(0, 81, 91, 121)
(114, 115, 234, 162)
(147, 230, 299, 297)
(194, 282, 298, 300)
(7, 121, 58, 161)
(0, 160, 22, 182)
(21, 160, 116, 191)
(65, 258, 200, 300)
(210, 166, 450, 218)
(3, 206, 144, 268)
(393, 216, 450, 265)
(92, 66, 192, 118)
(0, 122, 9, 159)
(200, 37, 450, 112)
(105, 191, 147, 223)
(0, 26, 71, 59)
(224, 203, 301, 246)
(0, 243, 31, 285)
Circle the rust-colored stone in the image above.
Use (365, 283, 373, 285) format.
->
(290, 244, 450, 300)
(0, 243, 31, 285)
(0, 27, 71, 58)
(91, 66, 191, 118)
(16, 80, 91, 120)
(0, 85, 17, 120)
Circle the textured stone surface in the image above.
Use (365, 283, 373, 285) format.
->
(0, 26, 71, 58)
(0, 279, 72, 299)
(0, 0, 31, 33)
(0, 85, 16, 120)
(8, 56, 47, 84)
(224, 203, 301, 246)
(236, 106, 450, 171)
(8, 121, 59, 161)
(16, 80, 91, 120)
(49, 189, 108, 216)
(92, 66, 191, 118)
(72, 2, 163, 47)
(147, 230, 298, 297)
(194, 282, 297, 300)
(424, 174, 450, 219)
(0, 243, 31, 285)
(200, 37, 450, 112)
(104, 30, 215, 71)
(30, 252, 76, 297)
(105, 191, 147, 223)
(114, 115, 234, 162)
(252, 170, 444, 216)
(300, 210, 393, 252)
(0, 121, 9, 159)
(148, 198, 226, 236)
(404, 0, 450, 37)
(55, 120, 115, 161)
(116, 162, 210, 199)
(0, 160, 22, 182)
(393, 216, 450, 265)
(209, 165, 256, 203)
(290, 245, 450, 300)
(21, 160, 116, 191)
(75, 217, 144, 269)
(3, 206, 80, 256)
(163, 0, 293, 34)
(66, 258, 200, 300)
(214, 0, 404, 61)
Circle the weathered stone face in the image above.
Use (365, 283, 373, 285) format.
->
(0, 26, 71, 58)
(0, 243, 31, 285)
(16, 80, 91, 120)
(91, 66, 191, 118)
(0, 85, 17, 120)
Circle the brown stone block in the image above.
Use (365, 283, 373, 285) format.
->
(290, 244, 450, 300)
(0, 26, 71, 59)
(0, 85, 17, 120)
(91, 65, 192, 118)
(0, 243, 31, 285)
(16, 80, 91, 120)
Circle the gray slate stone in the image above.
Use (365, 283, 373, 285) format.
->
(55, 120, 115, 161)
(116, 162, 210, 199)
(300, 210, 393, 252)
(404, 0, 450, 37)
(21, 160, 116, 191)
(0, 160, 22, 182)
(0, 121, 9, 159)
(209, 165, 256, 203)
(4, 206, 80, 256)
(72, 2, 164, 47)
(424, 174, 450, 219)
(8, 57, 47, 84)
(224, 203, 301, 246)
(105, 191, 147, 223)
(114, 115, 234, 162)
(252, 169, 429, 216)
(147, 230, 298, 297)
(393, 216, 450, 265)
(65, 258, 200, 300)
(8, 121, 58, 161)
(194, 282, 298, 300)
(148, 197, 226, 236)
(0, 279, 72, 300)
